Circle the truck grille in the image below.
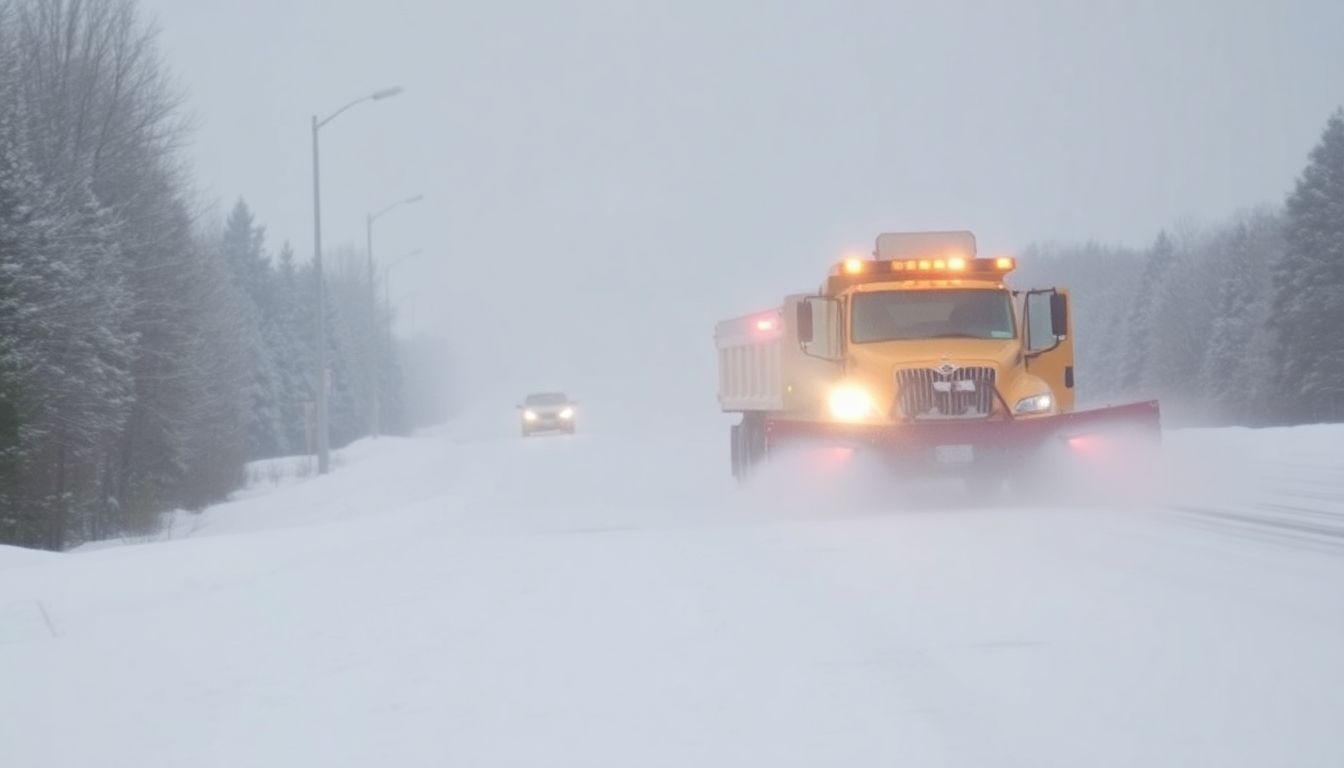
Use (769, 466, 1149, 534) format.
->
(895, 366, 996, 420)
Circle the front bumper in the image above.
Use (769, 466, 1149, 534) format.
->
(763, 400, 1160, 470)
(523, 416, 574, 431)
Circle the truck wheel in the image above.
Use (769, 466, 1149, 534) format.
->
(730, 423, 743, 479)
(743, 414, 766, 471)
(734, 414, 768, 480)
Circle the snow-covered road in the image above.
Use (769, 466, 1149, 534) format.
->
(2, 418, 1342, 767)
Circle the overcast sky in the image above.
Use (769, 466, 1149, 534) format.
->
(140, 0, 1343, 416)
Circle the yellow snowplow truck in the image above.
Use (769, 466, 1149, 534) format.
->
(714, 231, 1160, 485)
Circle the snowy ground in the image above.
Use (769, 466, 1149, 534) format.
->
(2, 414, 1343, 767)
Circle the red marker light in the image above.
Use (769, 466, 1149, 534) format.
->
(755, 317, 777, 332)
(1067, 435, 1103, 455)
(822, 446, 855, 466)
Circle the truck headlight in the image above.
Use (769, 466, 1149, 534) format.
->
(1014, 393, 1054, 415)
(523, 410, 539, 422)
(828, 384, 878, 422)
(559, 407, 574, 420)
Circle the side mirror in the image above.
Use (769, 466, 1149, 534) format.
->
(1050, 293, 1068, 338)
(796, 301, 814, 344)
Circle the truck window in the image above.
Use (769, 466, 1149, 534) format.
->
(1025, 292, 1058, 352)
(851, 290, 1015, 343)
(802, 297, 843, 359)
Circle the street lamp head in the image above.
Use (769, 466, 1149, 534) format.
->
(371, 86, 404, 101)
(405, 194, 424, 205)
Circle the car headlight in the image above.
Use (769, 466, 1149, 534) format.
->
(523, 410, 538, 422)
(559, 407, 574, 420)
(1014, 393, 1054, 415)
(828, 384, 879, 422)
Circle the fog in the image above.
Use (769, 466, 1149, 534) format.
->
(143, 0, 1343, 420)
(5, 2, 1344, 753)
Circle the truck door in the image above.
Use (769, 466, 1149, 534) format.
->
(1024, 289, 1076, 412)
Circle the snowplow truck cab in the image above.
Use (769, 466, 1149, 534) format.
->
(715, 231, 1160, 480)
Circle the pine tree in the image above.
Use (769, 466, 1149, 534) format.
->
(1200, 212, 1282, 424)
(1119, 231, 1175, 396)
(1270, 109, 1344, 423)
(10, 0, 243, 539)
(218, 199, 283, 458)
(269, 242, 315, 455)
(1144, 226, 1228, 421)
(176, 243, 249, 509)
(0, 157, 135, 547)
(0, 16, 135, 547)
(0, 27, 25, 539)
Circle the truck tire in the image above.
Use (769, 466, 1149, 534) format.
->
(730, 423, 743, 479)
(731, 414, 771, 481)
(745, 414, 766, 471)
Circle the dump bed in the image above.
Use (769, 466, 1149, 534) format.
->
(714, 308, 787, 412)
(715, 296, 842, 415)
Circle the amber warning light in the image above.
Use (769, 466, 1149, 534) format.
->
(879, 256, 1015, 276)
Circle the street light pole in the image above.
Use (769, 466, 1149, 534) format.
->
(366, 212, 376, 438)
(310, 86, 404, 474)
(365, 195, 422, 439)
(311, 115, 329, 474)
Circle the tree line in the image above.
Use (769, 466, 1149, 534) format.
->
(0, 0, 407, 551)
(1018, 109, 1344, 428)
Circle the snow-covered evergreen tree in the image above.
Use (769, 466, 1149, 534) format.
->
(1200, 211, 1282, 424)
(0, 11, 136, 547)
(218, 200, 284, 458)
(1119, 231, 1175, 396)
(1270, 110, 1344, 423)
(1143, 226, 1226, 420)
(268, 242, 316, 455)
(0, 107, 135, 546)
(176, 241, 250, 510)
(0, 0, 413, 548)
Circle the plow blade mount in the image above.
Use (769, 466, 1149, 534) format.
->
(762, 400, 1161, 471)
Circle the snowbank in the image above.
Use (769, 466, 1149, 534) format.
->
(1, 420, 1341, 767)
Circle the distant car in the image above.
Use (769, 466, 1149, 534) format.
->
(519, 392, 577, 436)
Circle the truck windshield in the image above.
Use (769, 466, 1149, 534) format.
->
(851, 290, 1015, 343)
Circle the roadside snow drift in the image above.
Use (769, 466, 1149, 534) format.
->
(2, 419, 1342, 767)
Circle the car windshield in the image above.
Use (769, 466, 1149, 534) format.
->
(525, 393, 569, 406)
(851, 290, 1016, 343)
